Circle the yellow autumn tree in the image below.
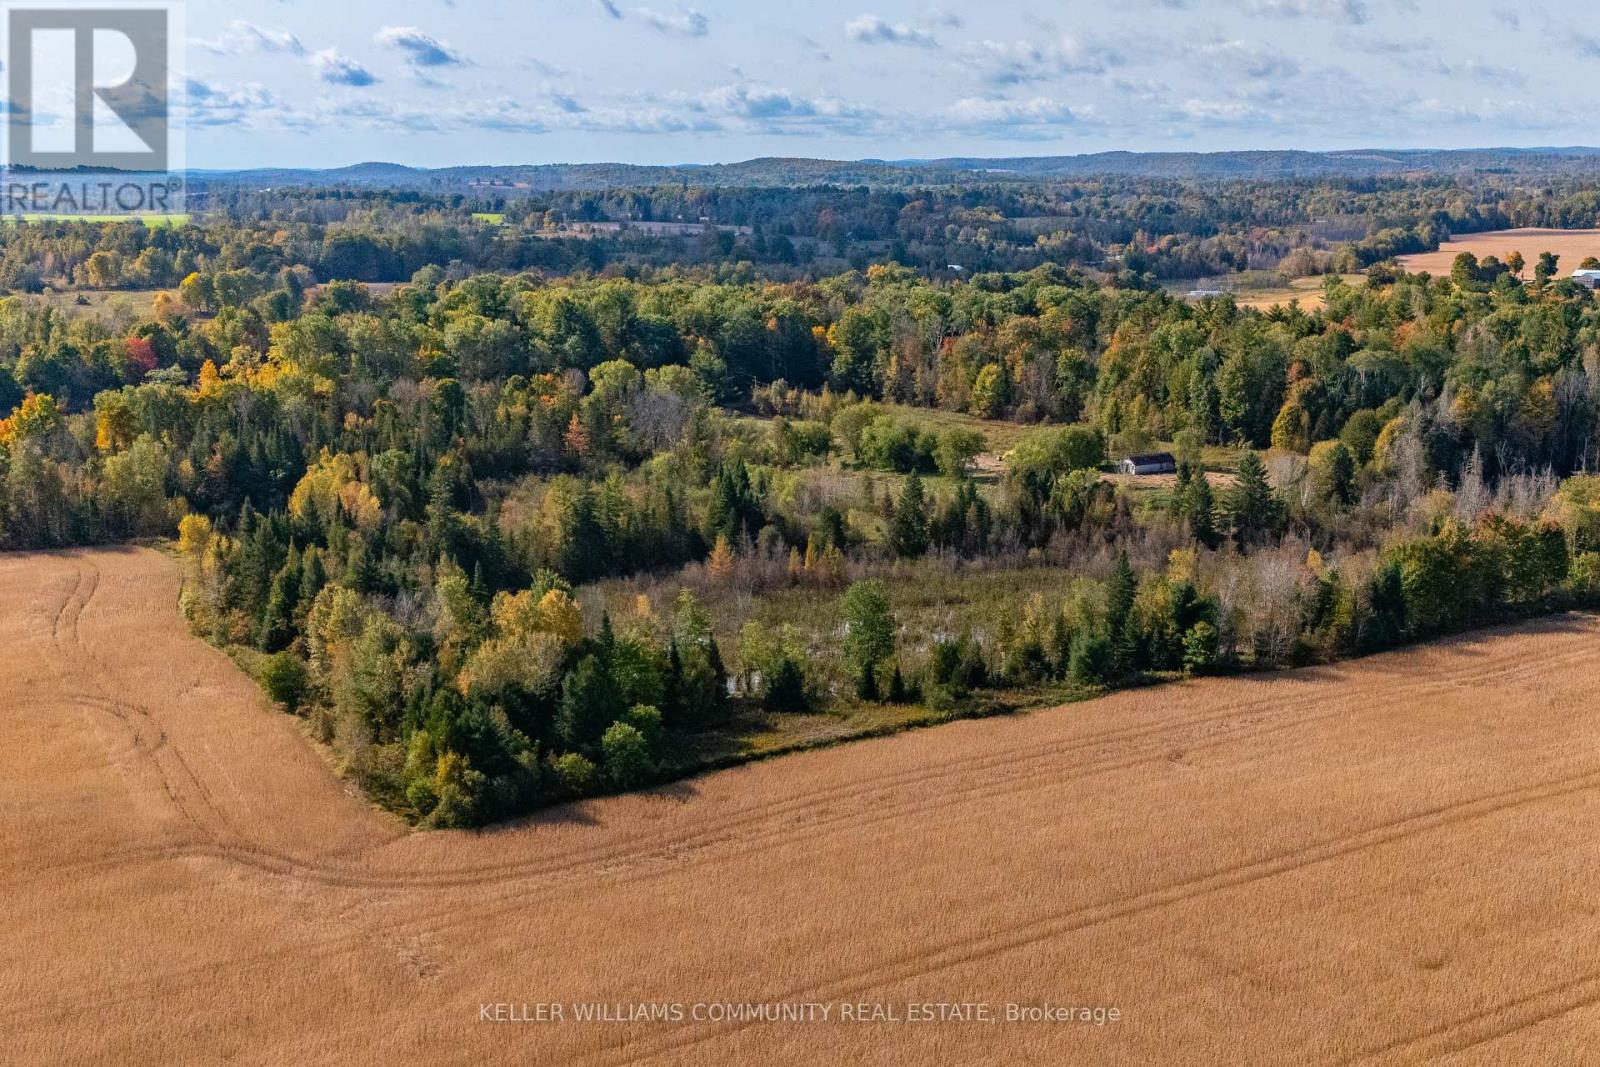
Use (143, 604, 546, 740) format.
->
(460, 586, 582, 700)
(151, 290, 182, 321)
(288, 450, 382, 531)
(196, 359, 224, 398)
(707, 533, 735, 580)
(0, 393, 62, 445)
(177, 513, 213, 559)
(94, 393, 139, 452)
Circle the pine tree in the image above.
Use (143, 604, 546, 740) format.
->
(1105, 552, 1138, 675)
(257, 562, 299, 652)
(889, 473, 930, 558)
(1229, 451, 1281, 547)
(555, 654, 624, 752)
(558, 483, 608, 583)
(1186, 473, 1219, 549)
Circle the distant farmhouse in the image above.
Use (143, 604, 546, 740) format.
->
(1119, 452, 1178, 476)
(1573, 269, 1600, 290)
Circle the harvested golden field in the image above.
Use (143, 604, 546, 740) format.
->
(1397, 228, 1600, 277)
(9, 547, 1600, 1065)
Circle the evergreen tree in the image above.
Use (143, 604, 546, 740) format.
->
(555, 654, 624, 752)
(889, 473, 930, 558)
(1105, 552, 1138, 675)
(764, 654, 808, 711)
(1186, 473, 1219, 549)
(1229, 451, 1282, 547)
(257, 564, 297, 652)
(558, 483, 608, 583)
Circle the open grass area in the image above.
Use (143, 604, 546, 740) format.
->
(871, 401, 1043, 454)
(5, 213, 190, 227)
(9, 288, 165, 322)
(1170, 273, 1364, 312)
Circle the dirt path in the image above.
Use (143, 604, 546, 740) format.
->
(5, 547, 1600, 1064)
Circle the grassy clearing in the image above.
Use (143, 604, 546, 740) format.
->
(10, 287, 165, 322)
(870, 402, 1043, 454)
(4, 212, 190, 227)
(471, 212, 507, 225)
(1168, 273, 1364, 312)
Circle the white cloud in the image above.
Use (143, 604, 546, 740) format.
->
(845, 15, 938, 48)
(312, 49, 378, 87)
(183, 78, 280, 127)
(1181, 98, 1271, 123)
(375, 27, 465, 67)
(193, 21, 304, 57)
(1196, 40, 1300, 80)
(799, 35, 833, 62)
(699, 84, 873, 130)
(1247, 0, 1368, 24)
(963, 36, 1115, 84)
(634, 7, 709, 37)
(946, 95, 1076, 126)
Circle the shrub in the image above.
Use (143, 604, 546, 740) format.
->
(1182, 621, 1220, 675)
(1571, 552, 1600, 603)
(549, 752, 599, 796)
(1068, 630, 1112, 686)
(763, 655, 809, 712)
(934, 428, 986, 478)
(259, 651, 309, 711)
(601, 722, 654, 788)
(623, 704, 664, 748)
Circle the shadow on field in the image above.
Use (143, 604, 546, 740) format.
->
(484, 780, 705, 836)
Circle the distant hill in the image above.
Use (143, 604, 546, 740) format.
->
(900, 147, 1600, 179)
(188, 147, 1600, 191)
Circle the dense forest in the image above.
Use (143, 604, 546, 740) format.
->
(12, 160, 1600, 294)
(6, 168, 1600, 825)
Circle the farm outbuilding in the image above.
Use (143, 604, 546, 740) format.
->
(1573, 269, 1600, 290)
(1119, 452, 1178, 476)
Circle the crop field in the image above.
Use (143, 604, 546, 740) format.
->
(1397, 228, 1600, 277)
(8, 546, 1600, 1064)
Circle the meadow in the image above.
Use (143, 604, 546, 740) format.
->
(4, 213, 191, 227)
(10, 546, 1600, 1064)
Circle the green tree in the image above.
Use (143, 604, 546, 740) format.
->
(1535, 251, 1560, 288)
(1229, 451, 1282, 547)
(842, 580, 896, 698)
(934, 428, 985, 478)
(764, 654, 808, 711)
(1184, 472, 1219, 549)
(970, 362, 1010, 418)
(1105, 552, 1138, 674)
(601, 721, 655, 788)
(889, 473, 930, 558)
(556, 654, 625, 752)
(259, 652, 309, 709)
(1182, 621, 1219, 675)
(1309, 440, 1357, 507)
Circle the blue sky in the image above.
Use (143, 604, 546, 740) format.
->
(177, 0, 1599, 168)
